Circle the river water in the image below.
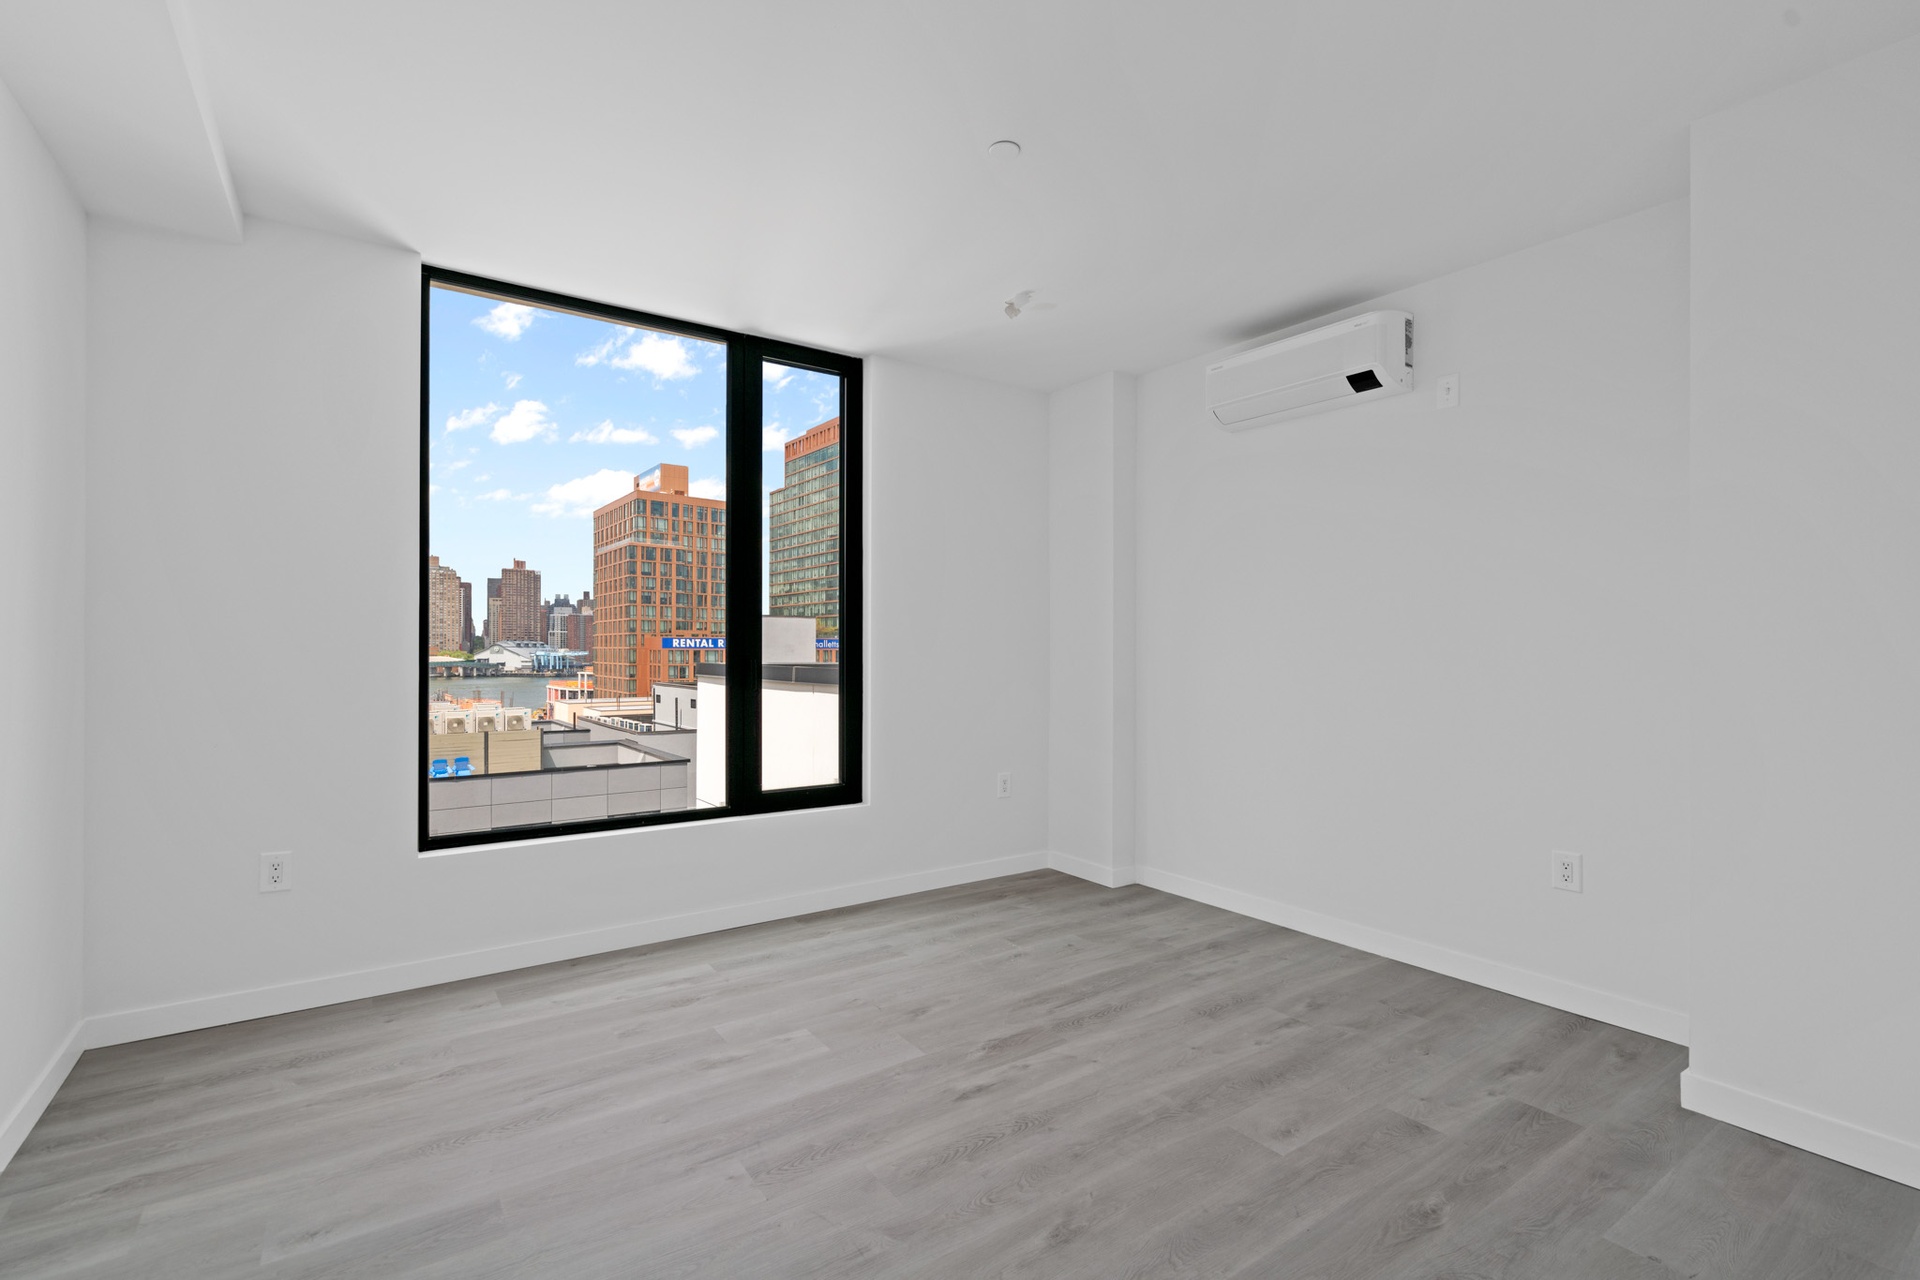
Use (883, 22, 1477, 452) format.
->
(427, 675, 562, 710)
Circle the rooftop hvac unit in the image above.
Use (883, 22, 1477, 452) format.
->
(474, 711, 503, 734)
(501, 709, 531, 732)
(440, 712, 473, 734)
(1206, 310, 1412, 430)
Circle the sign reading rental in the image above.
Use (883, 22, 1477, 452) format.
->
(660, 637, 725, 649)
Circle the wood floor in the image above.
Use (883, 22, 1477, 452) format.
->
(4, 871, 1917, 1279)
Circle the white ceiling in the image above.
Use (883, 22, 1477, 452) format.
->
(6, 0, 1919, 390)
(0, 0, 238, 242)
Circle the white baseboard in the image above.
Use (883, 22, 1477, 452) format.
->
(1133, 866, 1690, 1046)
(2, 1022, 84, 1174)
(81, 851, 1049, 1051)
(1045, 850, 1137, 889)
(1682, 1069, 1920, 1191)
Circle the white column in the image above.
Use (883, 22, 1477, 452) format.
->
(1046, 372, 1137, 886)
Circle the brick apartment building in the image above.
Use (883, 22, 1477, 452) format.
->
(426, 555, 467, 654)
(591, 463, 727, 699)
(493, 558, 544, 643)
(565, 592, 593, 655)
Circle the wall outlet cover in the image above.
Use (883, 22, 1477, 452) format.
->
(259, 852, 291, 893)
(1551, 850, 1583, 893)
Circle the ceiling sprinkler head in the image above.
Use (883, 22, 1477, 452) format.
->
(1004, 290, 1035, 320)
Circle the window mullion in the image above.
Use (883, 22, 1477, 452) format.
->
(724, 343, 764, 814)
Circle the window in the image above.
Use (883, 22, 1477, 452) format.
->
(421, 267, 861, 849)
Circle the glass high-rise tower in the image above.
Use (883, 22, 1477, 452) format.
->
(768, 417, 840, 659)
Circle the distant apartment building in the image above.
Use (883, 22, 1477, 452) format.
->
(591, 463, 727, 698)
(484, 577, 502, 647)
(769, 417, 841, 659)
(547, 595, 575, 651)
(495, 559, 543, 643)
(565, 592, 593, 655)
(459, 580, 474, 649)
(427, 555, 467, 653)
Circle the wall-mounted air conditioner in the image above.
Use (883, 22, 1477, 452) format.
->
(1206, 310, 1412, 429)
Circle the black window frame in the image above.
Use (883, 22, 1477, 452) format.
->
(418, 265, 865, 852)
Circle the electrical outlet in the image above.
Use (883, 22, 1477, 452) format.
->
(259, 852, 291, 893)
(996, 771, 1011, 799)
(1435, 373, 1460, 409)
(1551, 851, 1582, 893)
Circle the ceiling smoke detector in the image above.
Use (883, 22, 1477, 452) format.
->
(1004, 290, 1035, 320)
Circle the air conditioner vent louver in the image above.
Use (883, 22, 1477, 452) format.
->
(1206, 310, 1413, 430)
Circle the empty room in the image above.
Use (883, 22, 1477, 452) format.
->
(3, 2, 1919, 1276)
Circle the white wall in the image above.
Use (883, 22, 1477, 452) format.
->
(1685, 34, 1920, 1188)
(1046, 372, 1137, 887)
(0, 73, 87, 1167)
(1129, 201, 1693, 1042)
(692, 682, 839, 802)
(82, 217, 1049, 1039)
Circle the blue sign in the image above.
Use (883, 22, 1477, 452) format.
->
(659, 636, 836, 650)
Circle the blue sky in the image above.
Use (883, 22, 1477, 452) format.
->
(427, 286, 839, 619)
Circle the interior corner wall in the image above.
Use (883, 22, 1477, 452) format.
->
(81, 216, 1050, 1040)
(1130, 200, 1693, 1043)
(0, 73, 87, 1166)
(1685, 33, 1920, 1189)
(1046, 372, 1137, 887)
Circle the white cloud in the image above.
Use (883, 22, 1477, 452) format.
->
(446, 402, 501, 433)
(531, 468, 637, 518)
(578, 330, 704, 381)
(614, 333, 698, 381)
(570, 419, 659, 445)
(428, 483, 440, 495)
(445, 459, 471, 470)
(490, 399, 554, 445)
(474, 488, 519, 501)
(690, 477, 726, 500)
(474, 303, 536, 340)
(763, 362, 794, 391)
(574, 330, 633, 367)
(763, 424, 788, 451)
(672, 424, 720, 449)
(503, 372, 522, 389)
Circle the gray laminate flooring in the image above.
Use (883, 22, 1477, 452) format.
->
(4, 870, 1917, 1278)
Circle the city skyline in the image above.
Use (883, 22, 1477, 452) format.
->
(427, 284, 841, 618)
